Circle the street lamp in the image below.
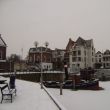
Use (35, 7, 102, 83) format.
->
(10, 55, 15, 74)
(34, 41, 49, 89)
(10, 60, 11, 73)
(41, 41, 49, 89)
(34, 41, 39, 63)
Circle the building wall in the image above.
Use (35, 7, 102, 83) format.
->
(29, 52, 52, 63)
(95, 50, 110, 69)
(0, 46, 6, 60)
(42, 62, 53, 70)
(52, 49, 65, 70)
(103, 54, 110, 68)
(28, 47, 53, 71)
(69, 39, 95, 70)
(0, 45, 7, 72)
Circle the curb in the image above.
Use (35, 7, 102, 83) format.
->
(43, 86, 67, 110)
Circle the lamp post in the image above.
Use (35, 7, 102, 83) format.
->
(40, 46, 43, 88)
(10, 55, 15, 74)
(41, 41, 49, 89)
(34, 41, 38, 63)
(34, 41, 49, 89)
(10, 60, 11, 73)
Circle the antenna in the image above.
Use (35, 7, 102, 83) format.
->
(21, 48, 23, 60)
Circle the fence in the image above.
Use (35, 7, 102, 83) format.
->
(0, 72, 64, 83)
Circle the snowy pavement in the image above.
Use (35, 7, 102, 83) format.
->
(0, 79, 59, 110)
(47, 81, 110, 110)
(1, 77, 110, 110)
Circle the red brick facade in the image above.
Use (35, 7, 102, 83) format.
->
(28, 47, 52, 64)
(29, 52, 52, 63)
(64, 38, 75, 65)
(0, 35, 10, 72)
(0, 46, 6, 60)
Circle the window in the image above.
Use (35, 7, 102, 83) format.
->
(78, 50, 81, 55)
(29, 56, 32, 62)
(77, 64, 80, 67)
(72, 57, 76, 62)
(78, 57, 81, 61)
(84, 51, 86, 56)
(84, 57, 86, 62)
(0, 51, 2, 59)
(99, 55, 101, 57)
(103, 57, 105, 61)
(99, 58, 101, 62)
(107, 63, 109, 66)
(73, 51, 77, 56)
(92, 58, 94, 62)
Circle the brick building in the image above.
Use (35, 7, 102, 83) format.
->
(28, 47, 53, 71)
(0, 34, 11, 72)
(52, 48, 65, 70)
(64, 38, 75, 66)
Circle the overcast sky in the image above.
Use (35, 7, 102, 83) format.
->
(0, 0, 110, 58)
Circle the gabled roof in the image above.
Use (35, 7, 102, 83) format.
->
(76, 37, 92, 47)
(104, 49, 110, 55)
(66, 38, 75, 51)
(96, 51, 102, 54)
(0, 34, 7, 47)
(76, 37, 86, 46)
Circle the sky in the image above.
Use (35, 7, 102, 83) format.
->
(0, 0, 110, 59)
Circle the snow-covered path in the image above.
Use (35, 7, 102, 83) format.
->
(0, 79, 59, 110)
(47, 81, 110, 110)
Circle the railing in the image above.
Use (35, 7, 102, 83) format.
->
(0, 71, 64, 82)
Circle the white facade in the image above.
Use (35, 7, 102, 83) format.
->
(95, 51, 103, 63)
(95, 50, 110, 69)
(69, 37, 95, 70)
(103, 50, 110, 68)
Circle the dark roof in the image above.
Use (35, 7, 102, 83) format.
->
(0, 34, 7, 47)
(76, 37, 92, 47)
(76, 37, 86, 46)
(96, 51, 102, 54)
(66, 38, 75, 51)
(104, 50, 110, 55)
(54, 48, 65, 51)
(29, 46, 52, 53)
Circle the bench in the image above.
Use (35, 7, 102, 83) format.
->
(0, 83, 16, 103)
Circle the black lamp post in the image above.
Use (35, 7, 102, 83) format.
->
(34, 41, 49, 89)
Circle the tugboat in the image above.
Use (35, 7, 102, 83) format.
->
(44, 67, 99, 90)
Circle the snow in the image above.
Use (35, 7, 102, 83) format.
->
(1, 76, 110, 110)
(0, 78, 59, 110)
(47, 81, 110, 110)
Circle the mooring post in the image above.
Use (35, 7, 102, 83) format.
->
(60, 73, 63, 95)
(60, 82, 63, 95)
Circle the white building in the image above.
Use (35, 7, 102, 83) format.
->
(95, 50, 110, 69)
(95, 51, 103, 69)
(69, 37, 95, 71)
(103, 50, 110, 68)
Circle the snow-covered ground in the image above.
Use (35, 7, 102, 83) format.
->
(1, 76, 110, 110)
(0, 77, 59, 110)
(48, 81, 110, 110)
